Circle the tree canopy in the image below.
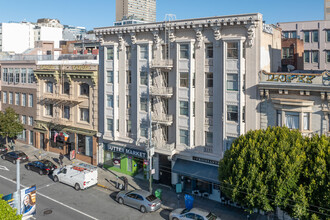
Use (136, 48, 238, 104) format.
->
(218, 126, 329, 219)
(0, 194, 21, 220)
(0, 107, 24, 145)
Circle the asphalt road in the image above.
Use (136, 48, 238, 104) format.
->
(0, 159, 170, 220)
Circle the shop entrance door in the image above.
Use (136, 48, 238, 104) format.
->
(159, 154, 171, 186)
(40, 133, 45, 150)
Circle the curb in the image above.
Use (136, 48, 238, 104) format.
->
(97, 183, 112, 191)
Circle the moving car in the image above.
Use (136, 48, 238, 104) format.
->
(52, 163, 98, 190)
(1, 151, 29, 164)
(25, 159, 57, 175)
(0, 144, 8, 154)
(116, 189, 162, 213)
(169, 208, 220, 220)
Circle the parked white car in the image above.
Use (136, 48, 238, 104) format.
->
(169, 208, 220, 220)
(52, 163, 98, 190)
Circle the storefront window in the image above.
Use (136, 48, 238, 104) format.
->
(112, 152, 121, 168)
(77, 134, 93, 157)
(127, 156, 132, 172)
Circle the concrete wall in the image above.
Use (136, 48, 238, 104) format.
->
(1, 23, 33, 53)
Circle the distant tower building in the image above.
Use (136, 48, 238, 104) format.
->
(325, 0, 330, 20)
(116, 0, 156, 22)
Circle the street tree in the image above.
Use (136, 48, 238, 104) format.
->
(218, 126, 330, 219)
(0, 194, 22, 220)
(0, 107, 24, 147)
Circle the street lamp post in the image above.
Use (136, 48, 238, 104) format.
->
(16, 158, 21, 215)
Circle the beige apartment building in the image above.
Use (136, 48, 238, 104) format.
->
(33, 59, 99, 165)
(116, 0, 156, 22)
(0, 60, 37, 146)
(95, 13, 281, 201)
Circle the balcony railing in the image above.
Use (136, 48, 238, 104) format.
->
(150, 59, 173, 69)
(151, 113, 173, 125)
(150, 86, 173, 97)
(0, 54, 98, 61)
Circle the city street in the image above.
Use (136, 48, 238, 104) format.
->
(0, 159, 170, 220)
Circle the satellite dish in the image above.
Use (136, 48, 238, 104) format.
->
(287, 65, 295, 72)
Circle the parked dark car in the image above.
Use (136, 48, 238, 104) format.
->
(1, 151, 29, 164)
(25, 160, 57, 175)
(0, 144, 8, 155)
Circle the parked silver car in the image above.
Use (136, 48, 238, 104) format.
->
(116, 189, 162, 213)
(169, 208, 220, 220)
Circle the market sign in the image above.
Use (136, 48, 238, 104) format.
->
(106, 144, 147, 159)
(192, 156, 219, 165)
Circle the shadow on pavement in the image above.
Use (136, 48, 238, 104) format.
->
(160, 208, 172, 220)
(109, 191, 119, 202)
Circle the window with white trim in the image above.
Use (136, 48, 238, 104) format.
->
(303, 112, 310, 131)
(80, 108, 89, 122)
(140, 97, 148, 112)
(140, 71, 148, 85)
(15, 93, 19, 105)
(107, 119, 113, 131)
(15, 68, 20, 83)
(206, 102, 213, 117)
(227, 105, 238, 122)
(205, 43, 213, 58)
(205, 132, 213, 145)
(205, 72, 213, 88)
(180, 72, 189, 88)
(28, 116, 33, 126)
(45, 104, 53, 116)
(22, 93, 26, 106)
(3, 92, 7, 104)
(21, 68, 26, 83)
(107, 47, 114, 60)
(180, 101, 189, 116)
(227, 42, 239, 59)
(28, 94, 33, 107)
(140, 45, 148, 60)
(107, 71, 113, 83)
(227, 74, 238, 91)
(179, 129, 189, 145)
(180, 44, 189, 59)
(46, 82, 53, 93)
(285, 112, 299, 129)
(9, 92, 13, 104)
(107, 95, 113, 108)
(277, 110, 282, 126)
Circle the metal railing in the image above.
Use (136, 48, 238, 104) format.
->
(0, 54, 98, 61)
(150, 59, 173, 68)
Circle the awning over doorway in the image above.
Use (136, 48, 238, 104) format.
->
(172, 159, 220, 184)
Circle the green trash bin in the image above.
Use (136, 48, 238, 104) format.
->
(155, 189, 162, 200)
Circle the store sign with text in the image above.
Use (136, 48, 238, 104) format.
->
(106, 144, 147, 159)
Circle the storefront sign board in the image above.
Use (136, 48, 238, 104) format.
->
(192, 156, 219, 165)
(106, 144, 147, 159)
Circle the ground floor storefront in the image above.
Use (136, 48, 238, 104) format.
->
(103, 142, 148, 177)
(34, 122, 98, 165)
(171, 157, 222, 202)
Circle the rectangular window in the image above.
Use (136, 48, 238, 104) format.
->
(21, 68, 26, 83)
(304, 51, 310, 63)
(312, 30, 318, 42)
(3, 92, 7, 103)
(15, 93, 19, 105)
(327, 51, 330, 63)
(179, 129, 189, 145)
(140, 45, 148, 59)
(28, 69, 34, 83)
(283, 31, 296, 38)
(282, 47, 294, 59)
(225, 137, 235, 151)
(18, 129, 26, 141)
(9, 92, 13, 104)
(227, 74, 238, 91)
(107, 95, 113, 108)
(205, 132, 213, 145)
(180, 101, 189, 116)
(22, 93, 26, 106)
(303, 113, 310, 130)
(205, 44, 213, 58)
(227, 105, 238, 122)
(107, 47, 114, 60)
(180, 72, 189, 88)
(206, 102, 213, 117)
(3, 68, 8, 82)
(277, 110, 282, 126)
(140, 71, 148, 85)
(304, 31, 310, 43)
(21, 115, 26, 124)
(127, 95, 131, 109)
(107, 71, 113, 83)
(15, 68, 20, 83)
(45, 104, 53, 116)
(327, 30, 330, 42)
(285, 112, 299, 129)
(29, 131, 33, 145)
(227, 42, 239, 59)
(116, 119, 119, 131)
(107, 119, 113, 131)
(28, 94, 33, 107)
(9, 68, 13, 83)
(80, 108, 89, 122)
(140, 97, 148, 112)
(140, 123, 148, 138)
(312, 51, 318, 63)
(205, 72, 213, 88)
(46, 82, 53, 93)
(126, 46, 131, 60)
(127, 120, 132, 136)
(180, 44, 189, 59)
(127, 70, 131, 84)
(28, 116, 33, 126)
(63, 106, 70, 119)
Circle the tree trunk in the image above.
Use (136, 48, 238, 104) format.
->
(5, 136, 8, 147)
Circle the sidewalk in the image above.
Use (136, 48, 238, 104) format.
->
(13, 142, 266, 220)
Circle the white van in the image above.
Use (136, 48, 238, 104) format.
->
(52, 163, 98, 190)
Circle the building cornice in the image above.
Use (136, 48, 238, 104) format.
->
(94, 13, 262, 36)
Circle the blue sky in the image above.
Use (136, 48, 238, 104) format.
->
(0, 0, 323, 30)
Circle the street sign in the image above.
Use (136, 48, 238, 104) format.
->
(149, 147, 154, 157)
(0, 165, 9, 171)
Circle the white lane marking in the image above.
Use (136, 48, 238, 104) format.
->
(0, 165, 9, 171)
(0, 174, 98, 220)
(38, 182, 56, 190)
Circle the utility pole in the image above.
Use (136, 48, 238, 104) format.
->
(147, 56, 154, 193)
(16, 158, 21, 215)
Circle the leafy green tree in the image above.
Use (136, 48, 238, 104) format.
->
(218, 126, 330, 219)
(0, 107, 24, 147)
(0, 194, 22, 220)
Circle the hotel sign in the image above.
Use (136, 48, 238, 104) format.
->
(106, 144, 147, 159)
(37, 65, 97, 71)
(192, 156, 219, 165)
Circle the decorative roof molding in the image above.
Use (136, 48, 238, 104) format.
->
(194, 28, 203, 49)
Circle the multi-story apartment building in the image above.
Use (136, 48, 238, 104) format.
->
(278, 20, 330, 70)
(281, 38, 304, 71)
(258, 69, 330, 137)
(33, 57, 99, 165)
(95, 13, 281, 201)
(116, 0, 156, 22)
(325, 0, 330, 20)
(0, 60, 37, 145)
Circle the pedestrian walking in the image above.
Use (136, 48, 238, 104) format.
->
(59, 152, 64, 167)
